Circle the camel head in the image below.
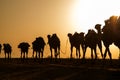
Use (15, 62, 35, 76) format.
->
(95, 24, 101, 31)
(47, 35, 51, 39)
(18, 43, 23, 48)
(47, 35, 51, 44)
(52, 33, 57, 37)
(3, 44, 6, 47)
(79, 32, 85, 37)
(67, 33, 72, 38)
(87, 29, 92, 34)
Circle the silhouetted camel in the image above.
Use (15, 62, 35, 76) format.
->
(3, 43, 12, 58)
(32, 37, 45, 58)
(112, 16, 120, 59)
(68, 32, 85, 58)
(83, 29, 98, 59)
(18, 42, 30, 58)
(0, 44, 2, 53)
(47, 34, 60, 58)
(102, 16, 117, 60)
(95, 24, 103, 58)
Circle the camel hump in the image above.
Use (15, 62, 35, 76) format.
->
(3, 43, 12, 48)
(51, 34, 60, 42)
(85, 29, 98, 44)
(7, 44, 12, 49)
(73, 32, 79, 38)
(18, 42, 30, 48)
(36, 37, 45, 45)
(3, 43, 12, 52)
(79, 32, 85, 40)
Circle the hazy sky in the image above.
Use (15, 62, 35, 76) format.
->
(0, 0, 120, 58)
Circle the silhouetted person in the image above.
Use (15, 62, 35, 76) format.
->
(102, 16, 117, 60)
(47, 33, 60, 58)
(95, 24, 103, 58)
(68, 32, 85, 58)
(18, 42, 30, 58)
(32, 37, 45, 58)
(0, 44, 2, 53)
(3, 43, 12, 58)
(83, 29, 98, 59)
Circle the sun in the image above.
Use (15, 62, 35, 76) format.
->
(71, 0, 120, 33)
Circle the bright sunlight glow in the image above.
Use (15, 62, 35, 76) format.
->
(71, 0, 120, 33)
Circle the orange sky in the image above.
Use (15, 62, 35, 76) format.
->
(0, 0, 120, 59)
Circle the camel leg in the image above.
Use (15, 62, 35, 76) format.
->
(26, 52, 28, 58)
(94, 48, 97, 59)
(59, 52, 60, 58)
(70, 46, 73, 58)
(0, 48, 1, 54)
(32, 50, 34, 58)
(9, 51, 11, 58)
(119, 48, 120, 59)
(41, 51, 43, 58)
(83, 46, 87, 59)
(38, 52, 40, 59)
(8, 53, 10, 59)
(98, 43, 103, 58)
(21, 51, 22, 58)
(91, 49, 93, 59)
(50, 48, 53, 58)
(58, 48, 60, 58)
(55, 49, 57, 58)
(76, 48, 78, 58)
(81, 44, 85, 56)
(78, 48, 80, 58)
(8, 52, 11, 59)
(103, 48, 107, 59)
(23, 52, 25, 58)
(42, 48, 44, 58)
(35, 51, 37, 58)
(108, 48, 112, 60)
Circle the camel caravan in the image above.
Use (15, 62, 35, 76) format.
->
(0, 15, 120, 60)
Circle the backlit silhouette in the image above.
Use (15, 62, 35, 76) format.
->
(47, 34, 60, 58)
(111, 16, 120, 59)
(95, 24, 103, 58)
(3, 43, 12, 58)
(32, 37, 45, 58)
(18, 42, 30, 58)
(102, 16, 117, 60)
(83, 29, 98, 59)
(68, 32, 85, 58)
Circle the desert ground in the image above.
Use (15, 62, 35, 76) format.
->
(0, 58, 120, 80)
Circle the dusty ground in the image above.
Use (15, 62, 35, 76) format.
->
(0, 58, 120, 80)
